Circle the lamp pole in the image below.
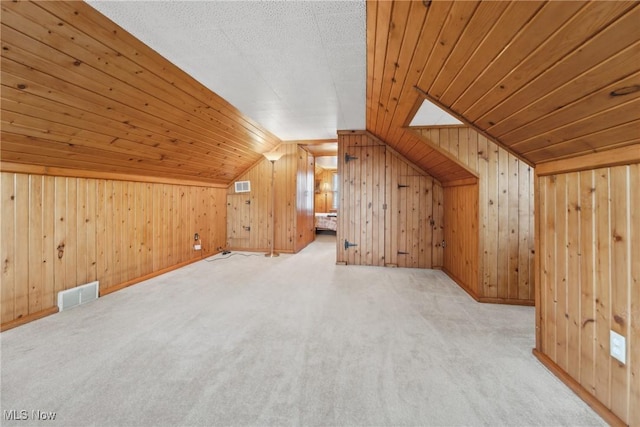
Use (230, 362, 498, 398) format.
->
(263, 151, 284, 257)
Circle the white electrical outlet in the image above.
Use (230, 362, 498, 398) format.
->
(194, 244, 202, 251)
(610, 330, 626, 364)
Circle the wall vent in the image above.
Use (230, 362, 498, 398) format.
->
(234, 181, 251, 193)
(57, 281, 99, 312)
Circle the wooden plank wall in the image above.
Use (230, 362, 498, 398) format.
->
(337, 136, 387, 266)
(536, 162, 639, 426)
(226, 144, 313, 253)
(295, 146, 315, 252)
(443, 184, 479, 297)
(337, 131, 443, 268)
(1, 171, 226, 327)
(314, 168, 335, 213)
(414, 126, 534, 304)
(385, 149, 441, 268)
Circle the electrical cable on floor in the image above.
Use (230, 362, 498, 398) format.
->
(205, 252, 263, 262)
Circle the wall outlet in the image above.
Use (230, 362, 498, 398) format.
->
(193, 244, 202, 251)
(610, 330, 626, 364)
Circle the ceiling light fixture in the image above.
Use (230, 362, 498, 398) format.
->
(263, 151, 284, 162)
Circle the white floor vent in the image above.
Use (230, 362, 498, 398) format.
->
(57, 281, 99, 312)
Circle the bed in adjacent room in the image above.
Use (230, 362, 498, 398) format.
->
(315, 213, 337, 232)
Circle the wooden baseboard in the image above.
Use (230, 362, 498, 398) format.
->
(442, 267, 480, 301)
(532, 348, 626, 427)
(100, 255, 212, 297)
(1, 306, 59, 332)
(443, 268, 535, 306)
(478, 297, 534, 306)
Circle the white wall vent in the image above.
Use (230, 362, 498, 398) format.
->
(57, 281, 99, 312)
(234, 181, 251, 193)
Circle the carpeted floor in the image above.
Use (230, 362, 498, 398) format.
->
(1, 234, 605, 426)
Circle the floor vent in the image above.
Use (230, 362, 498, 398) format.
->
(57, 281, 99, 312)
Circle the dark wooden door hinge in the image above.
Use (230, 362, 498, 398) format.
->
(344, 239, 358, 250)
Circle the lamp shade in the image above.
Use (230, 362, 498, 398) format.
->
(263, 151, 284, 162)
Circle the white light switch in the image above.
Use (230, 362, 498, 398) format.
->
(193, 244, 202, 251)
(610, 330, 626, 364)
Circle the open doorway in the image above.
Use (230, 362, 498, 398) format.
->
(297, 141, 338, 240)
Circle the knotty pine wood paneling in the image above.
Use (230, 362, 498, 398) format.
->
(537, 163, 639, 426)
(338, 135, 387, 266)
(385, 149, 440, 269)
(367, 1, 640, 166)
(1, 172, 226, 327)
(337, 131, 442, 268)
(1, 1, 281, 184)
(295, 147, 315, 252)
(443, 184, 479, 298)
(226, 144, 314, 254)
(414, 127, 534, 304)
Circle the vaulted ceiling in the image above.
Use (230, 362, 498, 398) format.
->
(368, 0, 640, 166)
(1, 1, 639, 186)
(1, 1, 282, 185)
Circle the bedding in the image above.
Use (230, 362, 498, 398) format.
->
(315, 213, 337, 231)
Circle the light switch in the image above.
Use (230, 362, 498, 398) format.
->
(610, 330, 626, 364)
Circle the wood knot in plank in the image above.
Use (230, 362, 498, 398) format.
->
(57, 243, 65, 259)
(613, 314, 625, 326)
(582, 318, 595, 328)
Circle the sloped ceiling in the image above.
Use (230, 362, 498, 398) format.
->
(368, 0, 640, 166)
(0, 1, 282, 185)
(3, 1, 638, 186)
(86, 0, 366, 141)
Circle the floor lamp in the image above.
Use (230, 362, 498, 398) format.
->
(264, 151, 284, 257)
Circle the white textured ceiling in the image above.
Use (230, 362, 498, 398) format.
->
(86, 0, 366, 141)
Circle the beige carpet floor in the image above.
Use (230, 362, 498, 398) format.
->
(1, 234, 605, 426)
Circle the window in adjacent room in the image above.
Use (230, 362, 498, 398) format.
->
(332, 172, 339, 210)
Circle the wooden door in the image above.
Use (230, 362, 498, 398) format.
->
(394, 175, 433, 268)
(226, 194, 251, 249)
(340, 145, 386, 266)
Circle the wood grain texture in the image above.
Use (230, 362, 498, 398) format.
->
(225, 144, 313, 254)
(443, 184, 479, 297)
(295, 147, 315, 252)
(0, 1, 281, 185)
(536, 163, 639, 426)
(0, 171, 227, 327)
(336, 131, 441, 267)
(367, 0, 640, 166)
(413, 126, 534, 304)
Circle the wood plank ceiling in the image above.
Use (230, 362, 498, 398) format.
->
(367, 0, 640, 166)
(3, 1, 638, 185)
(1, 1, 282, 185)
